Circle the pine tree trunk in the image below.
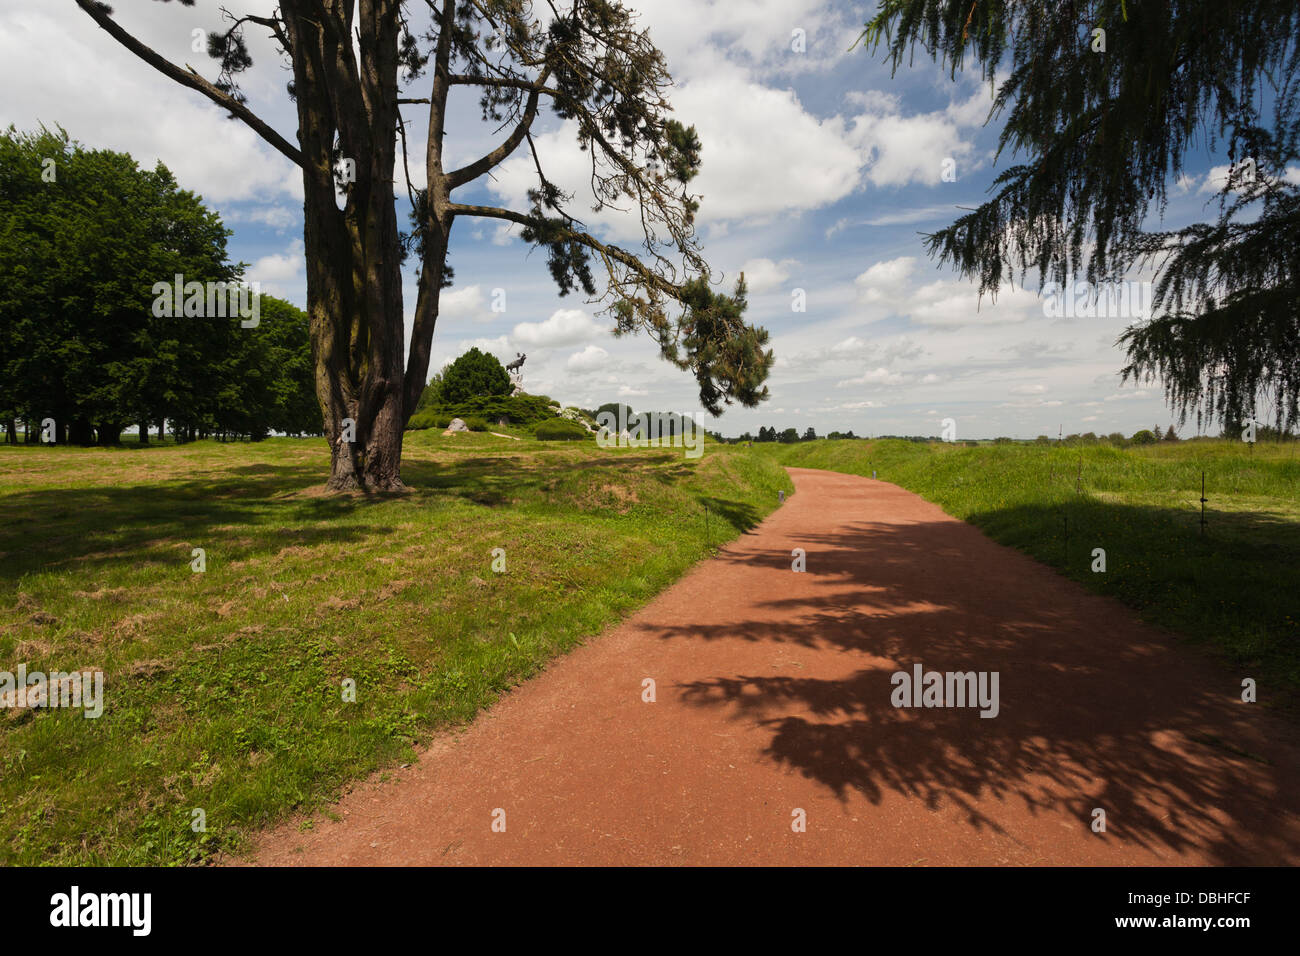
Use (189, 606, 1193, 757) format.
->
(285, 0, 412, 493)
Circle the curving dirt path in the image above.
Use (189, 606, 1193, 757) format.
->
(247, 467, 1300, 865)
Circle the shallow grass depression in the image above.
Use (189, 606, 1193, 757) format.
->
(0, 433, 791, 864)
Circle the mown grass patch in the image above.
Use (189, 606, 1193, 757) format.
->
(1, 433, 791, 864)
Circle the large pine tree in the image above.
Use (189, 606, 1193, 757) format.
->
(860, 0, 1300, 432)
(76, 0, 774, 490)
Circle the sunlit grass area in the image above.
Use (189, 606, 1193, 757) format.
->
(0, 433, 792, 864)
(765, 438, 1300, 713)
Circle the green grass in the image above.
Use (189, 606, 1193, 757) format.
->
(0, 432, 792, 865)
(762, 437, 1300, 712)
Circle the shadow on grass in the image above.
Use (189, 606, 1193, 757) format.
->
(696, 495, 761, 534)
(653, 491, 1300, 864)
(956, 498, 1300, 697)
(0, 464, 374, 589)
(1, 448, 750, 589)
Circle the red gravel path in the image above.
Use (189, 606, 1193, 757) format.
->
(247, 467, 1300, 865)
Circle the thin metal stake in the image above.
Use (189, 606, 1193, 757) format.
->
(1200, 470, 1207, 536)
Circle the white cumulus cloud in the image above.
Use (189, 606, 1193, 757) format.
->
(512, 309, 604, 348)
(566, 345, 610, 371)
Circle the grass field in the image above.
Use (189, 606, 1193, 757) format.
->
(6, 429, 1295, 865)
(0, 431, 791, 865)
(765, 438, 1300, 713)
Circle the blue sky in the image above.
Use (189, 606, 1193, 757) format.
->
(2, 0, 1266, 438)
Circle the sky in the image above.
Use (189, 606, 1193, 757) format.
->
(0, 0, 1265, 439)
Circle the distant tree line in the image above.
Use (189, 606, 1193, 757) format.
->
(715, 424, 1296, 445)
(583, 402, 705, 438)
(0, 127, 319, 445)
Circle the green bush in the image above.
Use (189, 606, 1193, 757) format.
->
(415, 372, 444, 411)
(462, 415, 489, 432)
(407, 409, 451, 430)
(446, 393, 555, 425)
(535, 420, 589, 441)
(406, 393, 562, 431)
(1131, 429, 1157, 445)
(439, 347, 512, 404)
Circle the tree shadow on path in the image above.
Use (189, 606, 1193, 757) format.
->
(660, 509, 1300, 864)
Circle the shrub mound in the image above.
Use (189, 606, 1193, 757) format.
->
(535, 419, 589, 441)
(408, 393, 560, 431)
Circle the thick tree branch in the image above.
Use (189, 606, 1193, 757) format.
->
(73, 0, 303, 168)
(447, 202, 678, 299)
(447, 73, 558, 93)
(425, 0, 456, 182)
(445, 69, 550, 190)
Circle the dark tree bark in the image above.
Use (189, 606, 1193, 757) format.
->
(96, 423, 123, 446)
(69, 419, 94, 445)
(277, 0, 410, 491)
